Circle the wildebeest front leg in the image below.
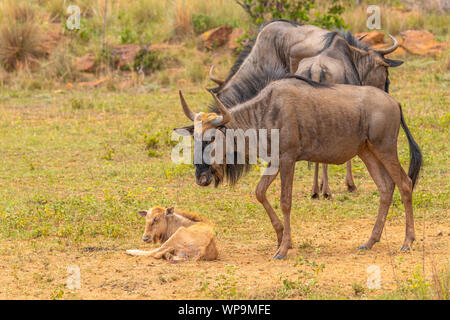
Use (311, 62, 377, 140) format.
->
(320, 164, 332, 199)
(345, 161, 357, 192)
(255, 167, 284, 246)
(274, 159, 295, 259)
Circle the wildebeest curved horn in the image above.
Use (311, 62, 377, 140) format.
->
(209, 91, 231, 126)
(375, 34, 399, 55)
(209, 66, 225, 86)
(179, 90, 196, 121)
(357, 34, 368, 41)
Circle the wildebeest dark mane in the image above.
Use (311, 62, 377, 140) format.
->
(209, 65, 326, 114)
(338, 30, 372, 51)
(319, 31, 339, 53)
(210, 20, 302, 94)
(209, 38, 256, 95)
(209, 65, 288, 112)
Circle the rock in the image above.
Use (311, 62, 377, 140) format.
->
(400, 30, 448, 56)
(118, 80, 133, 89)
(228, 28, 244, 50)
(355, 31, 385, 45)
(200, 25, 233, 50)
(42, 23, 63, 55)
(75, 53, 96, 73)
(111, 44, 141, 69)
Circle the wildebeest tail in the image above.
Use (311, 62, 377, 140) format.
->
(399, 105, 422, 189)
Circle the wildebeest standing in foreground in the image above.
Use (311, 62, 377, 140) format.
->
(209, 20, 403, 199)
(176, 74, 421, 259)
(126, 206, 218, 261)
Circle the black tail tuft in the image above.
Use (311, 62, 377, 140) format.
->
(399, 105, 422, 189)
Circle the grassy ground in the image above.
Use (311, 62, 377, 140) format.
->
(0, 47, 448, 299)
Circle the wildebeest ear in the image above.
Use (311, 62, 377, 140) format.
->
(138, 210, 148, 218)
(165, 207, 174, 216)
(384, 58, 403, 67)
(174, 125, 194, 136)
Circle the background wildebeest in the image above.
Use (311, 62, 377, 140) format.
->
(209, 20, 403, 199)
(126, 206, 218, 261)
(176, 70, 422, 259)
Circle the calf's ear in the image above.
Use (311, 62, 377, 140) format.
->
(138, 210, 148, 218)
(165, 207, 174, 216)
(174, 125, 194, 136)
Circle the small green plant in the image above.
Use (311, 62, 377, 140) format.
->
(205, 265, 244, 299)
(352, 283, 366, 297)
(191, 13, 217, 34)
(101, 143, 115, 161)
(134, 49, 164, 75)
(120, 28, 138, 44)
(278, 256, 325, 298)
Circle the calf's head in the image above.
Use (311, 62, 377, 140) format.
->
(138, 206, 175, 244)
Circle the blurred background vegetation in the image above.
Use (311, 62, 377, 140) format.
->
(0, 0, 448, 91)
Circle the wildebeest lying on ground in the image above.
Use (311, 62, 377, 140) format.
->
(175, 71, 422, 259)
(126, 206, 218, 261)
(208, 19, 403, 199)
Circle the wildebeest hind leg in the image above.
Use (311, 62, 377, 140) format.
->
(370, 145, 415, 251)
(358, 148, 395, 250)
(345, 161, 357, 192)
(311, 163, 320, 199)
(255, 167, 285, 246)
(320, 164, 332, 199)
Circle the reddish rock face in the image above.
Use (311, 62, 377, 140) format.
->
(400, 30, 448, 56)
(355, 31, 385, 45)
(111, 44, 141, 69)
(200, 25, 233, 50)
(228, 28, 244, 50)
(75, 53, 96, 73)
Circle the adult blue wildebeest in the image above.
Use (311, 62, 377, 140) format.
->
(209, 20, 403, 199)
(175, 69, 421, 259)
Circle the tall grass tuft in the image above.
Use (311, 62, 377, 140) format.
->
(173, 0, 194, 38)
(0, 3, 46, 71)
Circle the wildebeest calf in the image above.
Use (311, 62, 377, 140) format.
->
(126, 206, 218, 261)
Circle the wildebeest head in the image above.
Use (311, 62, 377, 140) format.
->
(346, 34, 403, 92)
(174, 90, 232, 187)
(138, 206, 174, 244)
(296, 33, 403, 92)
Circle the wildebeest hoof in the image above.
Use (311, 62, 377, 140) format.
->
(347, 184, 357, 192)
(323, 192, 332, 199)
(358, 245, 369, 250)
(400, 246, 410, 252)
(273, 254, 286, 260)
(311, 193, 319, 199)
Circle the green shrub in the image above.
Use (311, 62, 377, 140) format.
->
(192, 13, 217, 34)
(133, 49, 164, 75)
(235, 0, 347, 29)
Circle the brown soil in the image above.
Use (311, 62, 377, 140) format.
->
(0, 218, 448, 299)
